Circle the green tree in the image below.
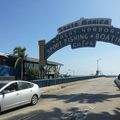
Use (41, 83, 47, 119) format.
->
(13, 47, 27, 80)
(25, 68, 39, 80)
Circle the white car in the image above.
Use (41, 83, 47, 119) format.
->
(0, 80, 41, 112)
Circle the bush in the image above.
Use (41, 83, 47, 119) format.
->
(25, 68, 39, 80)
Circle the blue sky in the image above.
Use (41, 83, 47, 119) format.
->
(0, 0, 120, 75)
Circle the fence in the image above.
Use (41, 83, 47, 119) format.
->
(0, 76, 15, 80)
(30, 75, 101, 88)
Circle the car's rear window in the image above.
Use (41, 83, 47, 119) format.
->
(17, 82, 34, 90)
(0, 83, 7, 89)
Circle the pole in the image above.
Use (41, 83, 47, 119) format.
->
(96, 58, 101, 76)
(38, 40, 46, 79)
(97, 59, 99, 71)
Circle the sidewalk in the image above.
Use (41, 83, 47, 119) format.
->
(39, 78, 95, 93)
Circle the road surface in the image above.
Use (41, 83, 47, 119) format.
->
(0, 77, 120, 120)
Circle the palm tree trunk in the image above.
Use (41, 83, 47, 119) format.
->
(21, 61, 23, 80)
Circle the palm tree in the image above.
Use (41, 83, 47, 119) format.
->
(13, 47, 27, 80)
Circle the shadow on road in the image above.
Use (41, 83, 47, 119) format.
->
(3, 107, 120, 120)
(86, 107, 120, 120)
(1, 92, 120, 120)
(41, 92, 120, 103)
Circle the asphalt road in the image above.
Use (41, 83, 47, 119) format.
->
(0, 77, 120, 120)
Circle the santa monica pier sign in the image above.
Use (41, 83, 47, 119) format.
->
(39, 18, 120, 64)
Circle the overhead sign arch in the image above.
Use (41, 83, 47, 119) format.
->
(39, 18, 120, 63)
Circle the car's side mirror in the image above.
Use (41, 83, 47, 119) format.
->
(0, 90, 5, 95)
(1, 89, 10, 95)
(0, 92, 3, 95)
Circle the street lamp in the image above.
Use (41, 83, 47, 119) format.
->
(96, 58, 101, 76)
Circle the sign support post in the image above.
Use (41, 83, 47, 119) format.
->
(38, 40, 46, 79)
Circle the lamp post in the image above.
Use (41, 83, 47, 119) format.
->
(96, 58, 101, 76)
(68, 69, 71, 76)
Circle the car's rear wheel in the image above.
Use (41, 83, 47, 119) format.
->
(31, 95, 38, 105)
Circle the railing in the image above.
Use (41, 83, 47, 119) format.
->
(30, 75, 101, 88)
(0, 76, 15, 80)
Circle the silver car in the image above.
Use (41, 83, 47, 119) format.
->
(0, 80, 41, 112)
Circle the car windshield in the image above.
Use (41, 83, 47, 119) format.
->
(0, 83, 7, 89)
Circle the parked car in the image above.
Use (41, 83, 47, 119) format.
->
(114, 74, 120, 89)
(0, 80, 41, 112)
